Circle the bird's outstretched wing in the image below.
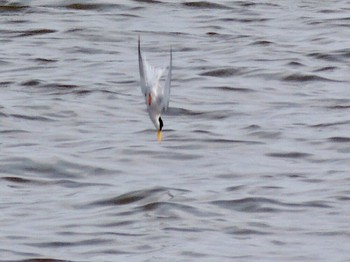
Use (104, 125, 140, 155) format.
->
(160, 47, 172, 111)
(138, 37, 164, 96)
(138, 37, 148, 95)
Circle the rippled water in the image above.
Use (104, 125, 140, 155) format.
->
(1, 0, 350, 261)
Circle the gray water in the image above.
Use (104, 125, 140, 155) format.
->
(1, 0, 350, 261)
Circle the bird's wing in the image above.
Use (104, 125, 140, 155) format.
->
(138, 37, 164, 97)
(138, 37, 148, 95)
(160, 47, 172, 111)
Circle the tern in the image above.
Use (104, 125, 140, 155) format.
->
(138, 37, 172, 142)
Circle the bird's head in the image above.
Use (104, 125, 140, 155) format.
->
(149, 113, 163, 142)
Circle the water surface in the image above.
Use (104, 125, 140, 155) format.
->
(1, 1, 350, 261)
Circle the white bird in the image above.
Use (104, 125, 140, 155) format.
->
(138, 37, 172, 141)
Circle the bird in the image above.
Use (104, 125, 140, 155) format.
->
(138, 37, 172, 142)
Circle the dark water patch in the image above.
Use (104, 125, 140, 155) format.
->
(34, 58, 58, 64)
(65, 3, 101, 10)
(244, 124, 260, 130)
(325, 19, 349, 28)
(267, 152, 312, 159)
(7, 142, 37, 148)
(73, 89, 93, 96)
(43, 83, 79, 89)
(225, 226, 269, 235)
(249, 131, 281, 140)
(310, 120, 350, 128)
(1, 158, 99, 179)
(0, 111, 8, 117)
(0, 129, 29, 134)
(0, 59, 10, 65)
(97, 220, 135, 228)
(218, 17, 270, 23)
(212, 198, 283, 213)
(201, 110, 239, 120)
(302, 178, 324, 184)
(204, 86, 254, 92)
(287, 61, 304, 67)
(2, 176, 33, 184)
(308, 49, 350, 62)
(10, 113, 53, 122)
(118, 13, 140, 18)
(18, 259, 69, 262)
(250, 40, 273, 46)
(193, 129, 214, 135)
(282, 73, 335, 82)
(21, 79, 41, 86)
(212, 198, 330, 213)
(236, 1, 272, 7)
(302, 201, 331, 208)
(18, 29, 56, 37)
(2, 176, 102, 189)
(308, 52, 338, 61)
(92, 187, 179, 206)
(328, 137, 350, 143)
(318, 8, 341, 14)
(30, 238, 111, 248)
(138, 201, 206, 217)
(269, 101, 300, 109)
(65, 28, 84, 33)
(0, 81, 14, 87)
(306, 231, 350, 238)
(206, 138, 262, 145)
(327, 105, 350, 109)
(200, 68, 242, 77)
(336, 196, 350, 201)
(313, 66, 337, 72)
(183, 1, 230, 9)
(132, 0, 163, 4)
(166, 107, 205, 117)
(64, 3, 122, 11)
(226, 185, 245, 192)
(113, 80, 135, 85)
(3, 19, 29, 25)
(67, 46, 104, 55)
(178, 46, 197, 52)
(279, 173, 306, 179)
(55, 179, 109, 189)
(164, 227, 211, 233)
(181, 251, 207, 258)
(0, 4, 29, 12)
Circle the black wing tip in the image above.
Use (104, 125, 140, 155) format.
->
(138, 35, 142, 56)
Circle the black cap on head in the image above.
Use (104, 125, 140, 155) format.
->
(159, 117, 163, 131)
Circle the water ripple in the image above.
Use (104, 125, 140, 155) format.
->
(211, 197, 331, 213)
(92, 187, 188, 207)
(0, 4, 29, 12)
(200, 68, 244, 77)
(17, 29, 56, 37)
(182, 1, 230, 9)
(282, 73, 337, 82)
(267, 152, 312, 159)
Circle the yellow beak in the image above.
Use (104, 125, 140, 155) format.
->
(157, 130, 162, 142)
